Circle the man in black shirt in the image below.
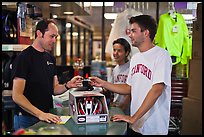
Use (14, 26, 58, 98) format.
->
(12, 19, 83, 131)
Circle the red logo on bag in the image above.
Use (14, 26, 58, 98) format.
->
(78, 117, 86, 122)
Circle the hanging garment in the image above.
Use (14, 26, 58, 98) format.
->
(105, 8, 142, 59)
(154, 12, 191, 65)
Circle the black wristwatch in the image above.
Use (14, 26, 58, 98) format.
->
(64, 82, 69, 90)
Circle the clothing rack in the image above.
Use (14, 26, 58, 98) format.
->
(168, 2, 175, 11)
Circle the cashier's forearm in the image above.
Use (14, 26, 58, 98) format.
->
(54, 83, 68, 95)
(12, 79, 43, 118)
(14, 93, 43, 117)
(53, 75, 70, 95)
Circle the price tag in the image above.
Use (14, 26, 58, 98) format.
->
(172, 25, 178, 33)
(57, 116, 71, 124)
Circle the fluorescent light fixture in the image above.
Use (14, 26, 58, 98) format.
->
(84, 2, 91, 7)
(50, 4, 62, 7)
(52, 14, 58, 18)
(84, 2, 114, 7)
(64, 11, 74, 15)
(2, 2, 17, 5)
(182, 14, 195, 20)
(104, 13, 118, 20)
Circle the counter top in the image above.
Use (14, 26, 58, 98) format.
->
(28, 107, 127, 135)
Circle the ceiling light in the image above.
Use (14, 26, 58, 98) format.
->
(84, 2, 114, 7)
(52, 15, 58, 18)
(64, 12, 74, 15)
(72, 32, 78, 36)
(66, 23, 71, 28)
(104, 13, 118, 20)
(50, 4, 62, 7)
(2, 2, 17, 5)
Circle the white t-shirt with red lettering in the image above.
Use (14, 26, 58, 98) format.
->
(127, 46, 172, 135)
(112, 61, 130, 115)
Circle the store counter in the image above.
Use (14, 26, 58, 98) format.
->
(28, 107, 127, 135)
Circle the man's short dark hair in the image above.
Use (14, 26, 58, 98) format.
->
(129, 15, 157, 42)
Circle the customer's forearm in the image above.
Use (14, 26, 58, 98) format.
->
(103, 82, 131, 95)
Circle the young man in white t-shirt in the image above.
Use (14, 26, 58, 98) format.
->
(90, 15, 172, 135)
(111, 38, 131, 115)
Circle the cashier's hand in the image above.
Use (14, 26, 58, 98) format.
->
(38, 112, 61, 124)
(67, 75, 83, 88)
(89, 76, 105, 87)
(111, 114, 134, 124)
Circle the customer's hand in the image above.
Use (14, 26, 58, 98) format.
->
(67, 75, 83, 88)
(111, 114, 134, 124)
(89, 76, 105, 87)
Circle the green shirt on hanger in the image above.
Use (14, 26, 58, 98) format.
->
(154, 12, 191, 65)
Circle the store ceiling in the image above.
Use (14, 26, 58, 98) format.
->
(2, 2, 113, 39)
(27, 2, 115, 39)
(2, 2, 196, 40)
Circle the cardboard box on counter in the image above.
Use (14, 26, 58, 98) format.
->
(181, 97, 202, 135)
(196, 3, 202, 22)
(188, 59, 202, 100)
(192, 39, 202, 60)
(192, 21, 202, 41)
(69, 91, 109, 124)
